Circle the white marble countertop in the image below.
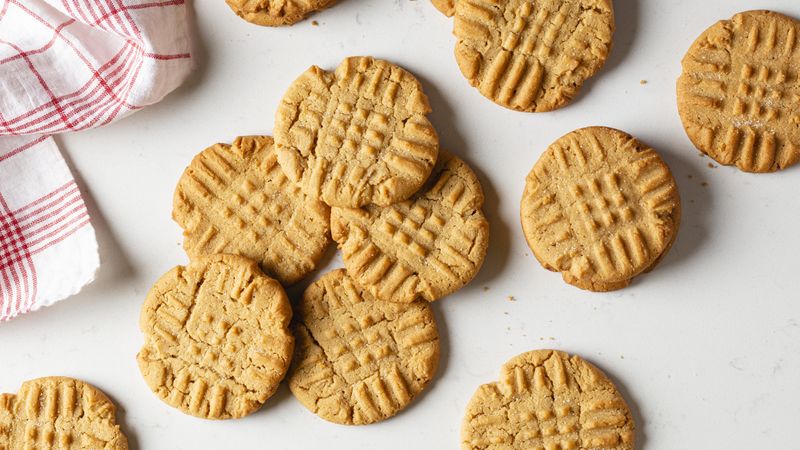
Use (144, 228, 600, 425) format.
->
(2, 0, 799, 448)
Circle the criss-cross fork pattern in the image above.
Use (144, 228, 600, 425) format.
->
(569, 172, 634, 236)
(175, 138, 328, 285)
(523, 129, 677, 283)
(279, 57, 439, 207)
(362, 201, 478, 292)
(463, 352, 634, 450)
(335, 154, 487, 303)
(0, 378, 125, 449)
(679, 13, 800, 171)
(139, 258, 292, 420)
(293, 272, 438, 424)
(454, 0, 612, 111)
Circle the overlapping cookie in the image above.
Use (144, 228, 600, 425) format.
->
(226, 0, 338, 26)
(289, 270, 439, 425)
(453, 0, 615, 112)
(677, 10, 800, 172)
(275, 56, 440, 208)
(461, 350, 635, 450)
(0, 377, 128, 449)
(173, 135, 330, 285)
(432, 0, 456, 17)
(332, 151, 489, 303)
(521, 127, 680, 291)
(137, 255, 293, 419)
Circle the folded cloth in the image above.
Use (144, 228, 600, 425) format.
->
(0, 0, 193, 321)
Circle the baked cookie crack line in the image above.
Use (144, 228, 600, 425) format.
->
(146, 282, 273, 384)
(294, 323, 352, 410)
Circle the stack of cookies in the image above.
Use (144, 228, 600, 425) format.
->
(136, 56, 490, 424)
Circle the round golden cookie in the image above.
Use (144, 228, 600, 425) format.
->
(331, 151, 489, 303)
(521, 127, 680, 291)
(677, 10, 800, 172)
(173, 136, 330, 286)
(225, 0, 338, 26)
(461, 350, 635, 450)
(453, 0, 614, 112)
(137, 255, 293, 420)
(432, 0, 455, 17)
(0, 377, 128, 449)
(289, 269, 439, 425)
(275, 56, 440, 208)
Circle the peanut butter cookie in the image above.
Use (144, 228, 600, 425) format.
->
(225, 0, 338, 26)
(275, 56, 439, 208)
(521, 127, 680, 291)
(173, 136, 330, 286)
(453, 0, 614, 112)
(137, 255, 293, 419)
(462, 350, 634, 450)
(0, 377, 128, 449)
(332, 151, 489, 303)
(289, 269, 439, 425)
(677, 10, 800, 172)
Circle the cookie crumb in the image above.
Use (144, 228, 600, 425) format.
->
(698, 152, 706, 158)
(688, 174, 693, 179)
(507, 295, 516, 302)
(707, 162, 717, 168)
(548, 336, 555, 341)
(483, 286, 489, 292)
(701, 182, 709, 187)
(312, 20, 319, 26)
(639, 79, 647, 85)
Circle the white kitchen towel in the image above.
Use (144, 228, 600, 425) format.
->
(0, 0, 193, 321)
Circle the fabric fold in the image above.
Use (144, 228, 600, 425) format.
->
(0, 0, 193, 321)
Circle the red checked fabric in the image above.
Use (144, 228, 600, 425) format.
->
(0, 0, 192, 321)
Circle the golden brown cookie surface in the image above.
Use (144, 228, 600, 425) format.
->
(225, 0, 338, 26)
(677, 10, 800, 172)
(461, 350, 635, 450)
(173, 136, 330, 286)
(454, 0, 614, 112)
(275, 56, 439, 208)
(432, 0, 455, 17)
(562, 200, 681, 292)
(332, 151, 489, 303)
(0, 377, 128, 450)
(521, 127, 680, 290)
(288, 270, 439, 425)
(137, 255, 293, 420)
